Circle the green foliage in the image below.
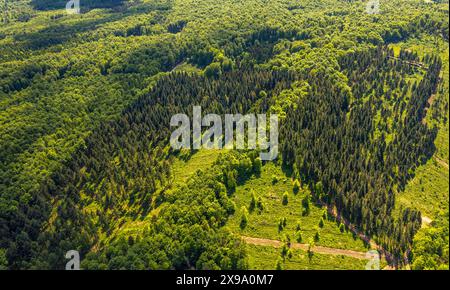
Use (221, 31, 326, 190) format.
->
(256, 196, 264, 213)
(227, 162, 368, 254)
(275, 258, 283, 270)
(282, 191, 289, 205)
(248, 244, 367, 270)
(240, 206, 249, 230)
(412, 212, 449, 270)
(314, 230, 320, 243)
(278, 217, 287, 233)
(253, 157, 262, 174)
(0, 0, 448, 270)
(226, 170, 237, 192)
(204, 62, 222, 78)
(307, 238, 315, 262)
(301, 194, 311, 216)
(292, 179, 300, 194)
(318, 218, 324, 228)
(80, 150, 251, 270)
(281, 45, 442, 265)
(281, 243, 289, 259)
(314, 181, 323, 198)
(271, 175, 279, 184)
(295, 231, 302, 243)
(0, 249, 8, 270)
(322, 210, 327, 221)
(249, 191, 257, 212)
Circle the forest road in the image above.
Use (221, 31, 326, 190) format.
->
(242, 236, 370, 260)
(435, 157, 449, 169)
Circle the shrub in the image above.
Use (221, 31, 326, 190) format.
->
(204, 62, 222, 78)
(253, 157, 262, 174)
(278, 217, 287, 232)
(296, 231, 302, 243)
(249, 191, 257, 212)
(256, 197, 264, 212)
(293, 179, 301, 194)
(281, 244, 289, 258)
(240, 206, 249, 229)
(319, 218, 324, 228)
(339, 223, 345, 233)
(302, 195, 310, 216)
(275, 258, 283, 270)
(272, 175, 279, 184)
(314, 230, 320, 242)
(282, 191, 289, 205)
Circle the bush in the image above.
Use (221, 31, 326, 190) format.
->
(256, 197, 264, 212)
(284, 234, 291, 247)
(204, 62, 222, 78)
(253, 157, 262, 174)
(307, 238, 315, 261)
(296, 231, 302, 243)
(272, 175, 279, 184)
(249, 191, 257, 212)
(278, 221, 284, 232)
(226, 170, 237, 192)
(314, 230, 320, 242)
(293, 179, 301, 194)
(240, 206, 249, 229)
(302, 195, 310, 216)
(318, 218, 324, 228)
(282, 191, 289, 205)
(322, 210, 328, 220)
(275, 258, 283, 270)
(278, 217, 287, 232)
(281, 244, 289, 258)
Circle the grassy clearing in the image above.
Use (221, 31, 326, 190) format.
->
(172, 62, 202, 74)
(396, 157, 449, 220)
(246, 244, 368, 270)
(434, 121, 449, 164)
(171, 149, 223, 185)
(226, 162, 369, 252)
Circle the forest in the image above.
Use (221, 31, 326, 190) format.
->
(0, 0, 448, 270)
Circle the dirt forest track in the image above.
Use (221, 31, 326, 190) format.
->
(242, 236, 370, 260)
(435, 157, 449, 170)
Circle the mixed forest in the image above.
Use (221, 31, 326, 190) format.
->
(0, 0, 448, 270)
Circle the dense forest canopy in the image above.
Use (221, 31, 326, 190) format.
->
(0, 0, 448, 270)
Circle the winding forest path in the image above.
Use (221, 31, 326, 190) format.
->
(316, 200, 405, 268)
(317, 201, 379, 250)
(242, 236, 369, 260)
